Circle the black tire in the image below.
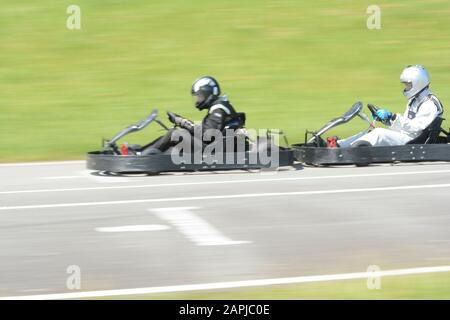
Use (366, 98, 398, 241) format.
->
(352, 141, 372, 166)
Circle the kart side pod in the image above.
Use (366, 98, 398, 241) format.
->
(292, 143, 450, 166)
(87, 148, 294, 174)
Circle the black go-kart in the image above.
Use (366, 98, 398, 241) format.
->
(292, 102, 450, 166)
(87, 109, 294, 174)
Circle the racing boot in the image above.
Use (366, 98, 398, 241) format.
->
(120, 143, 142, 155)
(326, 136, 340, 148)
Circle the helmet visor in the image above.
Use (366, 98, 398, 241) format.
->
(192, 92, 207, 108)
(402, 81, 413, 93)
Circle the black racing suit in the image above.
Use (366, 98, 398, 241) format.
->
(142, 96, 241, 153)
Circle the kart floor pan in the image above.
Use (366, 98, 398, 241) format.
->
(292, 143, 450, 166)
(87, 149, 294, 173)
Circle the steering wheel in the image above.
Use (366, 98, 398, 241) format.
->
(367, 103, 380, 118)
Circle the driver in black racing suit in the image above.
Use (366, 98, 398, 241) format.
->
(141, 76, 243, 154)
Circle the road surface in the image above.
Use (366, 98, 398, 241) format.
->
(0, 161, 449, 298)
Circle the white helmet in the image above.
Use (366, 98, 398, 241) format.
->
(400, 65, 430, 99)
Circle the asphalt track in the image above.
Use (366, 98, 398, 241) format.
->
(0, 161, 450, 298)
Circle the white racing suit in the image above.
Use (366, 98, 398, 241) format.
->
(338, 88, 443, 147)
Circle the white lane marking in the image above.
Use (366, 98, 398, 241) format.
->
(1, 183, 450, 211)
(0, 160, 85, 167)
(0, 159, 447, 168)
(19, 289, 52, 293)
(3, 169, 450, 195)
(95, 225, 171, 233)
(39, 176, 84, 180)
(1, 265, 449, 300)
(78, 170, 136, 183)
(151, 207, 249, 246)
(37, 172, 144, 183)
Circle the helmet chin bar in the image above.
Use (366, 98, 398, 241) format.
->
(401, 81, 411, 97)
(404, 84, 429, 100)
(193, 92, 205, 109)
(194, 93, 215, 110)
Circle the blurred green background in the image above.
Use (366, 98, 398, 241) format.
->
(1, 0, 449, 162)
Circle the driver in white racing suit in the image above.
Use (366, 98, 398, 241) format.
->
(338, 65, 444, 147)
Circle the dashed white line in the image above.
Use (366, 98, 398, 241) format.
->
(1, 265, 449, 300)
(151, 207, 250, 246)
(2, 169, 450, 195)
(37, 172, 145, 183)
(39, 176, 85, 180)
(95, 225, 171, 232)
(1, 183, 450, 211)
(0, 160, 85, 167)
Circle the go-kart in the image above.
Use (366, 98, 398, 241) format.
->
(292, 102, 450, 166)
(87, 109, 294, 174)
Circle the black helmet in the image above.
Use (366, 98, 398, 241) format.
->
(191, 76, 221, 110)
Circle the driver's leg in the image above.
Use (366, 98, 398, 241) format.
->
(337, 132, 367, 148)
(141, 128, 200, 155)
(140, 128, 177, 155)
(351, 128, 412, 146)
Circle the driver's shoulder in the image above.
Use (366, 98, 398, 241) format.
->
(208, 103, 233, 115)
(423, 95, 443, 112)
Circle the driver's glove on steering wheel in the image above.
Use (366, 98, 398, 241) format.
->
(167, 111, 182, 125)
(167, 111, 194, 131)
(373, 109, 394, 123)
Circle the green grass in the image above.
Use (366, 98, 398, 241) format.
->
(98, 273, 450, 300)
(1, 0, 450, 162)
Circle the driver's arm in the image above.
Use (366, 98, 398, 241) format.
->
(184, 109, 226, 136)
(167, 112, 195, 132)
(200, 108, 227, 132)
(168, 109, 227, 134)
(178, 118, 195, 132)
(390, 100, 440, 134)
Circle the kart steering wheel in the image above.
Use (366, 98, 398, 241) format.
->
(166, 111, 181, 129)
(367, 103, 380, 118)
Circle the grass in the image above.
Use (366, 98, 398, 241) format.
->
(97, 273, 450, 300)
(1, 0, 450, 162)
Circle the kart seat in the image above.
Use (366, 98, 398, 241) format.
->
(224, 112, 246, 130)
(407, 117, 444, 144)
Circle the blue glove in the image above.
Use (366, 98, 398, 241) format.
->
(373, 109, 393, 122)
